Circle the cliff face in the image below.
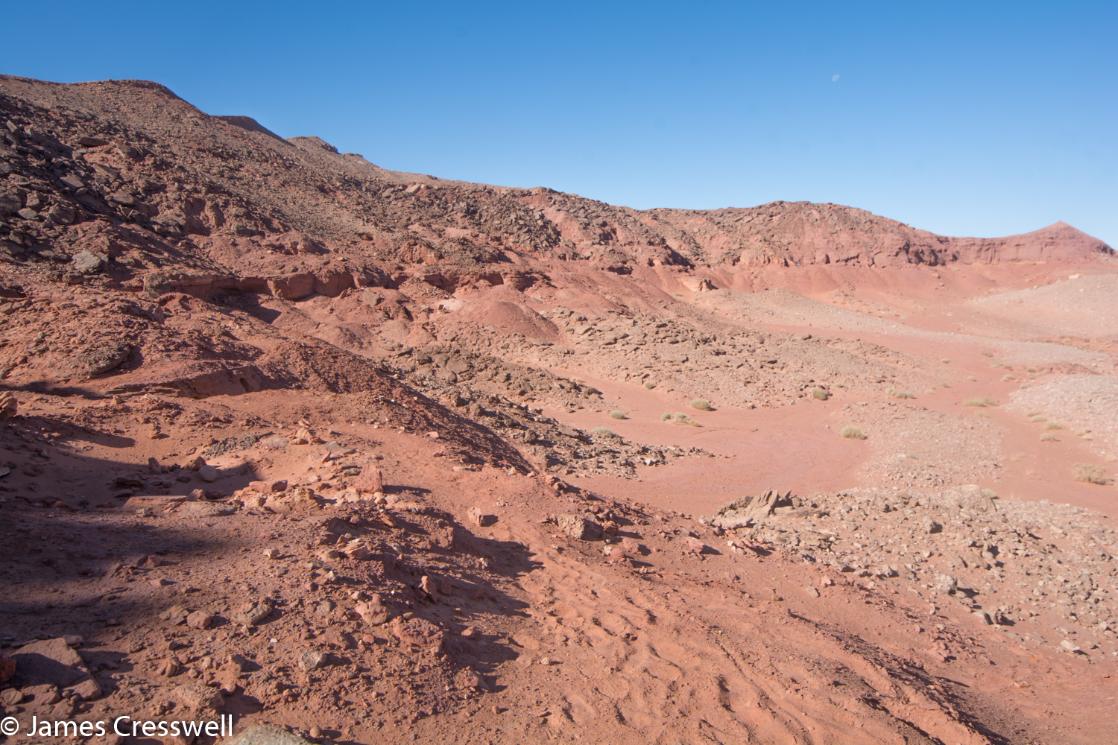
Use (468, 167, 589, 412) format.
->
(0, 75, 1112, 292)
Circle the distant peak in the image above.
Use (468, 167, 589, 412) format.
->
(289, 135, 339, 154)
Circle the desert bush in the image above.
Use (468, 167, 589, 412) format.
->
(964, 397, 998, 407)
(841, 426, 867, 440)
(690, 399, 713, 411)
(811, 387, 831, 401)
(1074, 465, 1111, 485)
(891, 390, 916, 400)
(1040, 433, 1059, 442)
(660, 412, 673, 421)
(668, 412, 700, 426)
(1046, 422, 1063, 430)
(591, 426, 616, 437)
(609, 410, 628, 420)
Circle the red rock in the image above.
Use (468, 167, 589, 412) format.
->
(469, 506, 497, 527)
(186, 610, 215, 629)
(684, 537, 709, 555)
(0, 391, 18, 419)
(355, 597, 392, 626)
(557, 514, 603, 541)
(352, 463, 384, 493)
(11, 638, 100, 699)
(389, 616, 446, 654)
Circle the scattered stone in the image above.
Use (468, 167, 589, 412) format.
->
(157, 656, 185, 677)
(557, 513, 603, 541)
(343, 540, 374, 560)
(934, 574, 958, 596)
(1059, 639, 1085, 656)
(419, 574, 437, 598)
(186, 610, 216, 630)
(299, 649, 329, 672)
(162, 605, 189, 625)
(226, 724, 315, 745)
(180, 500, 237, 517)
(80, 340, 132, 377)
(234, 599, 275, 627)
(261, 435, 289, 450)
(169, 682, 223, 715)
(292, 428, 319, 445)
(355, 596, 392, 626)
(11, 637, 101, 700)
(469, 506, 497, 527)
(390, 616, 446, 654)
(684, 536, 709, 555)
(351, 463, 384, 493)
(215, 662, 241, 694)
(0, 391, 17, 420)
(70, 250, 107, 274)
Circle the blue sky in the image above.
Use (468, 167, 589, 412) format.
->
(3, 1, 1116, 245)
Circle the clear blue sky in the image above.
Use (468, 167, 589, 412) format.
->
(3, 1, 1116, 245)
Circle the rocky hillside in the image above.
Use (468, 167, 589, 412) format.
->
(1, 75, 1111, 302)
